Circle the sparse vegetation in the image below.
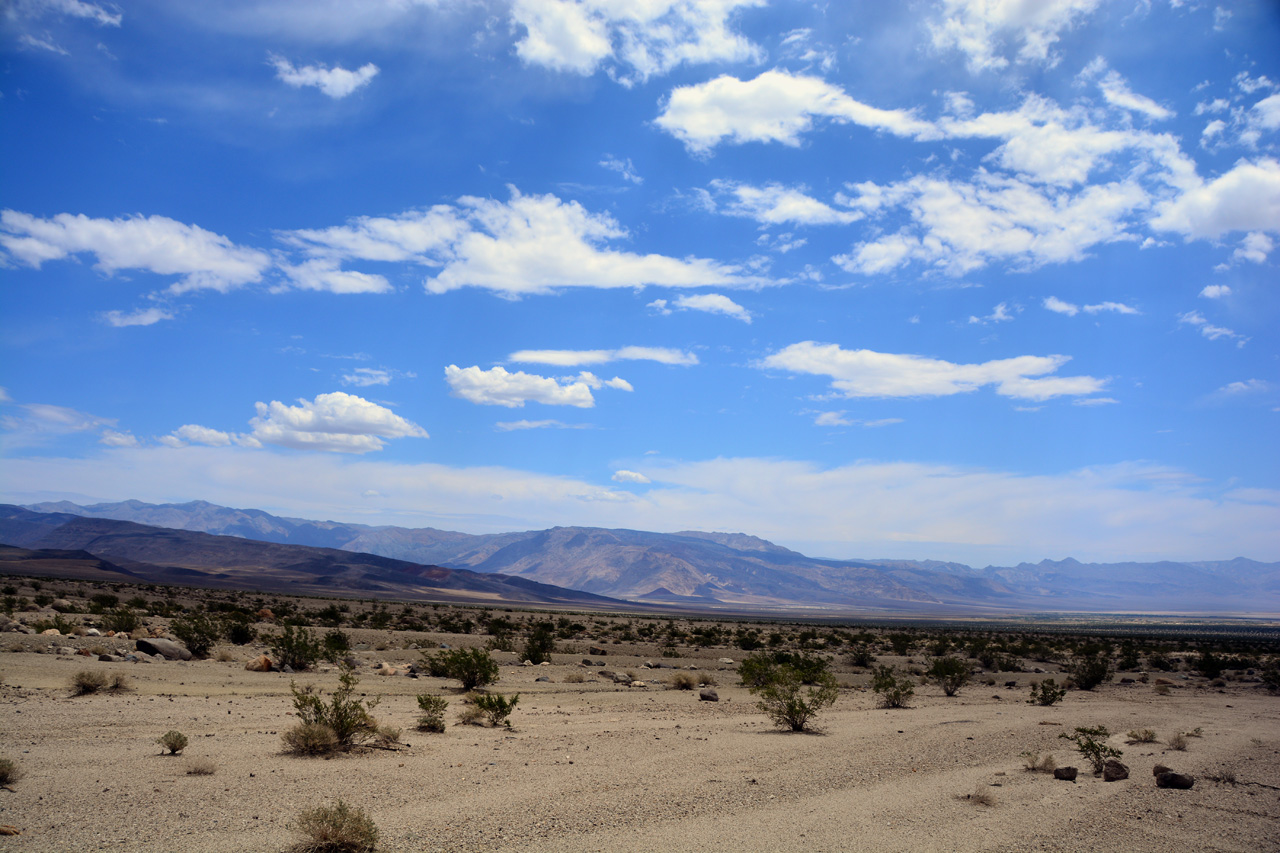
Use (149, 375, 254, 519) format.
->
(751, 666, 839, 732)
(1028, 679, 1066, 706)
(185, 758, 217, 776)
(1066, 653, 1113, 691)
(294, 800, 378, 853)
(927, 656, 971, 696)
(424, 647, 500, 691)
(0, 757, 22, 787)
(1020, 751, 1056, 773)
(959, 789, 996, 807)
(415, 694, 449, 733)
(284, 665, 381, 754)
(871, 665, 914, 709)
(170, 613, 222, 658)
(1126, 728, 1158, 744)
(470, 691, 520, 728)
(669, 672, 698, 690)
(1168, 732, 1189, 751)
(1059, 725, 1122, 774)
(71, 670, 128, 695)
(271, 625, 324, 671)
(157, 730, 189, 755)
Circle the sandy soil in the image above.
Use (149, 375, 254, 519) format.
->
(1, 633, 1278, 853)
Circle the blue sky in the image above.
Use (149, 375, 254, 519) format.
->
(2, 0, 1278, 566)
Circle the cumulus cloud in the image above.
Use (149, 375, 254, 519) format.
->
(1199, 284, 1231, 299)
(1149, 159, 1280, 240)
(1043, 295, 1079, 316)
(1084, 60, 1174, 121)
(655, 70, 937, 155)
(1177, 311, 1247, 347)
(98, 429, 138, 447)
(611, 469, 651, 484)
(762, 341, 1107, 402)
(509, 346, 697, 366)
(929, 0, 1103, 73)
(666, 293, 752, 323)
(270, 54, 379, 98)
(247, 391, 427, 453)
(0, 210, 271, 295)
(1230, 232, 1274, 265)
(445, 365, 631, 408)
(511, 0, 763, 85)
(169, 424, 234, 447)
(277, 259, 392, 294)
(707, 180, 862, 226)
(101, 306, 175, 327)
(969, 302, 1015, 324)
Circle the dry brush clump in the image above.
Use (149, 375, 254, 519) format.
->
(294, 800, 378, 853)
(157, 730, 188, 755)
(0, 757, 22, 787)
(70, 670, 129, 696)
(185, 758, 217, 776)
(1020, 751, 1056, 773)
(1168, 732, 1189, 751)
(1126, 728, 1158, 744)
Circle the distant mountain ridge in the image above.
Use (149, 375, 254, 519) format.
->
(17, 498, 1280, 614)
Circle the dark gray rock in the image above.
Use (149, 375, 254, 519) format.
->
(535, 676, 550, 682)
(1156, 772, 1194, 789)
(1053, 766, 1078, 781)
(136, 637, 193, 661)
(589, 647, 607, 656)
(699, 688, 719, 702)
(1152, 763, 1173, 777)
(1103, 759, 1129, 782)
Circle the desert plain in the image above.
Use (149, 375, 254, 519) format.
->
(1, 595, 1278, 853)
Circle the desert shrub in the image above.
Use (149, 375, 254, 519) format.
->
(171, 613, 223, 659)
(1147, 652, 1175, 671)
(522, 627, 556, 664)
(100, 607, 140, 635)
(471, 692, 520, 728)
(871, 665, 914, 709)
(271, 625, 323, 671)
(1126, 728, 1158, 744)
(87, 644, 111, 657)
(415, 694, 449, 732)
(185, 759, 217, 776)
(563, 671, 586, 683)
(71, 670, 108, 695)
(1193, 651, 1227, 680)
(1153, 684, 1171, 696)
(1059, 725, 1122, 774)
(424, 647, 499, 691)
(214, 649, 236, 662)
(751, 667, 839, 732)
(846, 644, 876, 668)
(157, 730, 189, 755)
(669, 672, 698, 690)
(294, 800, 378, 853)
(927, 656, 971, 696)
(1066, 654, 1112, 691)
(322, 629, 351, 662)
(699, 673, 718, 687)
(282, 722, 341, 756)
(1168, 732, 1188, 751)
(1026, 678, 1066, 706)
(285, 665, 380, 754)
(456, 696, 485, 726)
(88, 593, 119, 613)
(1020, 751, 1056, 773)
(107, 672, 129, 691)
(0, 757, 22, 786)
(33, 614, 76, 635)
(739, 651, 829, 688)
(223, 616, 256, 646)
(373, 725, 401, 748)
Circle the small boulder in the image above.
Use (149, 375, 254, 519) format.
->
(535, 676, 550, 682)
(589, 647, 607, 656)
(244, 655, 272, 672)
(718, 658, 735, 664)
(1152, 763, 1173, 777)
(84, 628, 101, 637)
(1156, 772, 1194, 790)
(1103, 759, 1130, 782)
(136, 637, 193, 661)
(40, 628, 61, 636)
(1053, 767, 1078, 781)
(98, 654, 121, 662)
(699, 688, 719, 702)
(581, 658, 594, 666)
(611, 672, 632, 684)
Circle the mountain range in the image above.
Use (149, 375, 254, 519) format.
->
(7, 499, 1279, 615)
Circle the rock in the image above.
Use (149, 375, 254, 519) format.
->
(581, 658, 595, 666)
(699, 688, 719, 702)
(1156, 772, 1195, 790)
(539, 661, 551, 666)
(1120, 677, 1135, 684)
(1103, 759, 1129, 782)
(589, 647, 607, 656)
(611, 672, 632, 684)
(1152, 763, 1173, 777)
(244, 655, 272, 672)
(40, 628, 61, 636)
(630, 681, 646, 688)
(522, 660, 534, 666)
(281, 665, 294, 674)
(98, 654, 121, 662)
(1053, 767, 1078, 781)
(719, 658, 735, 664)
(535, 676, 550, 682)
(136, 637, 193, 661)
(84, 628, 101, 637)
(1004, 681, 1017, 688)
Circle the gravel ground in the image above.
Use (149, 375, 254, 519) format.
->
(1, 637, 1278, 852)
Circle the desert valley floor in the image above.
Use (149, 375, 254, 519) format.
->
(1, 622, 1278, 853)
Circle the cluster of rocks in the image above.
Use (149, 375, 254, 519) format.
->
(1051, 760, 1193, 789)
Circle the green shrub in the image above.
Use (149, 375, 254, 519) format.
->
(271, 625, 323, 671)
(170, 613, 222, 658)
(223, 616, 256, 646)
(157, 730, 188, 755)
(846, 644, 876, 668)
(322, 629, 351, 662)
(1066, 654, 1112, 690)
(471, 692, 520, 728)
(415, 694, 449, 732)
(1194, 650, 1227, 680)
(738, 651, 829, 688)
(100, 607, 140, 635)
(1059, 725, 1122, 774)
(751, 667, 839, 732)
(927, 656, 971, 696)
(294, 800, 378, 853)
(424, 647, 500, 691)
(285, 666, 380, 754)
(871, 665, 914, 709)
(0, 757, 22, 786)
(521, 627, 556, 665)
(1028, 679, 1066, 706)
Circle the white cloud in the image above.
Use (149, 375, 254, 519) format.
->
(1083, 301, 1139, 315)
(509, 346, 698, 367)
(98, 429, 138, 448)
(21, 0, 122, 27)
(1081, 60, 1173, 121)
(340, 368, 392, 387)
(1149, 159, 1280, 240)
(1252, 93, 1280, 131)
(101, 306, 175, 327)
(277, 259, 392, 294)
(19, 34, 68, 54)
(814, 411, 903, 428)
(494, 419, 591, 431)
(1177, 311, 1246, 347)
(0, 210, 271, 294)
(170, 424, 234, 447)
(969, 302, 1015, 324)
(762, 341, 1106, 402)
(1235, 72, 1276, 95)
(511, 0, 764, 85)
(247, 391, 427, 453)
(1231, 231, 1274, 265)
(270, 54, 379, 99)
(599, 155, 642, 184)
(654, 70, 938, 155)
(1043, 295, 1079, 316)
(670, 293, 751, 323)
(1199, 284, 1231, 299)
(1216, 379, 1271, 396)
(1072, 397, 1118, 406)
(708, 180, 862, 226)
(445, 365, 633, 408)
(929, 0, 1103, 73)
(611, 469, 650, 484)
(1, 401, 115, 446)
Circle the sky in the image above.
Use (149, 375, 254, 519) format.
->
(1, 0, 1278, 567)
